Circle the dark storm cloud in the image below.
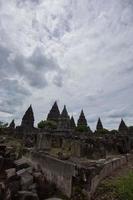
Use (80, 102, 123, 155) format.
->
(0, 44, 62, 120)
(0, 79, 31, 114)
(1, 0, 133, 128)
(53, 73, 63, 87)
(16, 0, 40, 7)
(0, 45, 62, 88)
(107, 108, 133, 119)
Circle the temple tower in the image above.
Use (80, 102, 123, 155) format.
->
(96, 118, 103, 131)
(118, 119, 128, 133)
(57, 105, 70, 131)
(47, 101, 60, 122)
(70, 116, 76, 129)
(9, 119, 15, 129)
(77, 110, 87, 127)
(21, 105, 34, 128)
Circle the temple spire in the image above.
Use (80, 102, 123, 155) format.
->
(9, 119, 15, 129)
(77, 110, 87, 127)
(118, 119, 128, 132)
(57, 105, 70, 131)
(21, 105, 34, 128)
(96, 118, 103, 131)
(61, 105, 69, 118)
(70, 116, 76, 129)
(47, 101, 60, 122)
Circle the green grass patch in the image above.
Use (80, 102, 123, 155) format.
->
(94, 171, 133, 200)
(115, 171, 133, 200)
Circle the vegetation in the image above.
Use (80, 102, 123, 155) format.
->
(76, 125, 89, 132)
(115, 172, 133, 200)
(94, 171, 133, 200)
(0, 121, 8, 128)
(96, 128, 110, 135)
(110, 129, 119, 134)
(38, 120, 57, 130)
(71, 185, 88, 200)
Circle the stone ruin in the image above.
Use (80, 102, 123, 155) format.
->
(96, 118, 103, 131)
(1, 101, 133, 158)
(70, 116, 76, 130)
(0, 144, 61, 200)
(77, 110, 88, 127)
(1, 101, 133, 199)
(47, 101, 60, 123)
(9, 120, 15, 129)
(57, 105, 71, 131)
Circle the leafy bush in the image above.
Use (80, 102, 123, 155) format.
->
(96, 128, 109, 134)
(110, 129, 118, 134)
(38, 120, 57, 130)
(0, 121, 8, 128)
(76, 125, 89, 132)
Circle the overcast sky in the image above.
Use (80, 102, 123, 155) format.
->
(0, 0, 133, 130)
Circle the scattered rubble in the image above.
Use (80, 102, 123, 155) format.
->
(0, 144, 60, 200)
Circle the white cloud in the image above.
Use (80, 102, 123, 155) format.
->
(0, 0, 133, 130)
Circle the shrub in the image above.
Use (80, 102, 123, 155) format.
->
(76, 125, 88, 132)
(0, 121, 8, 128)
(38, 120, 57, 130)
(96, 128, 109, 134)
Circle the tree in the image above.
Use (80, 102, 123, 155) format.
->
(96, 128, 109, 135)
(110, 129, 118, 134)
(76, 125, 89, 132)
(38, 120, 57, 130)
(0, 121, 8, 128)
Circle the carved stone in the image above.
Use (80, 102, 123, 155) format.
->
(47, 101, 60, 122)
(21, 105, 34, 128)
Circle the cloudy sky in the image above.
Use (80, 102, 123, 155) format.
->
(0, 0, 133, 130)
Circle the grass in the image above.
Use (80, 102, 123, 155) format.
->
(115, 171, 133, 200)
(0, 134, 24, 158)
(94, 171, 133, 200)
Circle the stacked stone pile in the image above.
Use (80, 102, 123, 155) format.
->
(0, 145, 62, 200)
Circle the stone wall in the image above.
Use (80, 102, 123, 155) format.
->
(30, 152, 133, 199)
(88, 154, 132, 198)
(31, 152, 75, 197)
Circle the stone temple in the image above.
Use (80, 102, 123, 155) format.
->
(8, 101, 133, 161)
(2, 101, 133, 200)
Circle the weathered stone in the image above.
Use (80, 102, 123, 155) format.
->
(70, 116, 76, 129)
(9, 120, 15, 129)
(118, 119, 128, 132)
(18, 191, 39, 200)
(57, 106, 71, 131)
(19, 171, 33, 190)
(21, 105, 34, 128)
(5, 168, 16, 179)
(33, 172, 42, 179)
(77, 110, 87, 127)
(14, 158, 30, 171)
(28, 183, 37, 191)
(96, 118, 103, 131)
(47, 101, 60, 122)
(45, 198, 63, 200)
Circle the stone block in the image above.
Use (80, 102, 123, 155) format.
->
(14, 159, 30, 171)
(20, 172, 33, 190)
(5, 168, 16, 179)
(18, 191, 39, 200)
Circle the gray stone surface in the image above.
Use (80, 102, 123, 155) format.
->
(18, 191, 39, 200)
(20, 171, 33, 190)
(45, 198, 63, 200)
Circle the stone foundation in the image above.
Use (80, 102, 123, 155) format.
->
(30, 152, 133, 199)
(31, 152, 75, 198)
